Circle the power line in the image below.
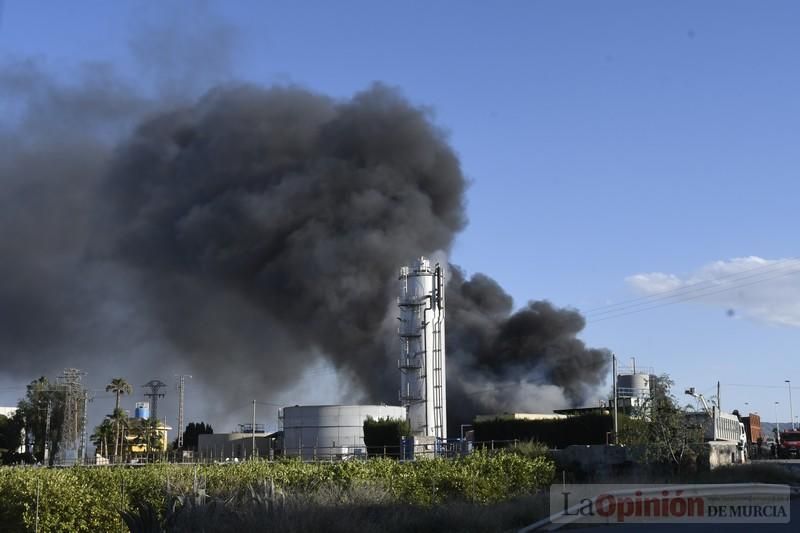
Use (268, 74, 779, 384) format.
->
(589, 265, 800, 323)
(586, 258, 800, 318)
(584, 258, 800, 315)
(724, 383, 798, 390)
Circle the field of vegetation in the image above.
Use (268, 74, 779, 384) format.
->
(0, 450, 555, 532)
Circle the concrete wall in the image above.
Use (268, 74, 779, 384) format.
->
(554, 442, 746, 479)
(702, 441, 744, 469)
(554, 444, 632, 479)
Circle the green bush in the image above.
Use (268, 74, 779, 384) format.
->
(363, 417, 410, 458)
(508, 440, 549, 460)
(474, 414, 614, 448)
(0, 451, 556, 532)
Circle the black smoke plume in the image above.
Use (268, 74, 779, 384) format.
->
(0, 62, 609, 429)
(445, 267, 610, 429)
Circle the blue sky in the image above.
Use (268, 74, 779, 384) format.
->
(1, 1, 798, 428)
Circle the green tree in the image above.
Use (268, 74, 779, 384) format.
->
(618, 374, 704, 470)
(105, 377, 132, 412)
(129, 417, 163, 460)
(0, 411, 31, 464)
(0, 412, 26, 463)
(15, 377, 67, 465)
(105, 378, 133, 463)
(177, 422, 213, 451)
(90, 419, 114, 458)
(108, 408, 129, 461)
(363, 416, 410, 458)
(144, 417, 163, 453)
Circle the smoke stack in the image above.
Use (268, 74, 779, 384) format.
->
(398, 257, 446, 439)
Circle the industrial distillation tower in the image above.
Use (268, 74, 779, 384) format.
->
(398, 257, 447, 439)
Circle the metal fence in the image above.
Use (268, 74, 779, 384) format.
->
(30, 439, 531, 466)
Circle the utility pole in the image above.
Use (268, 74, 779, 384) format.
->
(786, 380, 794, 430)
(80, 391, 90, 464)
(43, 400, 51, 464)
(142, 380, 167, 420)
(717, 381, 721, 413)
(176, 375, 192, 448)
(612, 353, 618, 444)
(57, 368, 86, 464)
(252, 400, 256, 460)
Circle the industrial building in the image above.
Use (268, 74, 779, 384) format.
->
(121, 402, 172, 455)
(398, 257, 447, 439)
(240, 257, 449, 461)
(474, 413, 568, 423)
(277, 257, 447, 460)
(197, 428, 281, 460)
(280, 404, 406, 459)
(611, 364, 658, 416)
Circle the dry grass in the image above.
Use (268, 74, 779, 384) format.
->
(124, 481, 552, 533)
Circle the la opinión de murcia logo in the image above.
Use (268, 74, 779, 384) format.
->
(560, 488, 788, 523)
(545, 484, 790, 525)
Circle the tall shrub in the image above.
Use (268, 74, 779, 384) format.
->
(363, 417, 410, 458)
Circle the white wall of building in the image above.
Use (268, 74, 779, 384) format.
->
(281, 404, 405, 459)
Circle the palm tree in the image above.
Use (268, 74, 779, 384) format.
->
(105, 378, 132, 463)
(118, 416, 132, 463)
(90, 419, 114, 458)
(106, 378, 132, 412)
(124, 417, 162, 461)
(108, 408, 129, 461)
(141, 417, 163, 460)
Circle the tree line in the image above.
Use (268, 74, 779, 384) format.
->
(0, 375, 213, 465)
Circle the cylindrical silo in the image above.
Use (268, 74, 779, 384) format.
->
(617, 373, 651, 398)
(398, 257, 447, 440)
(280, 404, 406, 459)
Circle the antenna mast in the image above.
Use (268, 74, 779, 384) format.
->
(176, 375, 191, 448)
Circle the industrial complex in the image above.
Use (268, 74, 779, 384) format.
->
(202, 256, 449, 461)
(0, 255, 791, 469)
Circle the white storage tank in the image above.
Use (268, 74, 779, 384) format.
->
(617, 373, 652, 399)
(280, 404, 406, 459)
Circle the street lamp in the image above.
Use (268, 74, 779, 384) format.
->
(774, 401, 781, 444)
(786, 380, 794, 430)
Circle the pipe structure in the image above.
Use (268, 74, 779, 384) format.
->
(612, 353, 618, 444)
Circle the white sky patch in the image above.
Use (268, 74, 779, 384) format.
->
(626, 256, 800, 327)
